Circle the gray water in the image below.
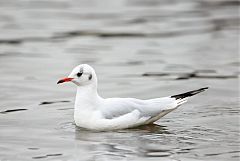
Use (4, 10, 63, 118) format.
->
(0, 0, 239, 161)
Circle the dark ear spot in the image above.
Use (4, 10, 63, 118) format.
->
(88, 74, 92, 80)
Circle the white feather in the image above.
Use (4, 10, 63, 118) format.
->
(59, 64, 206, 131)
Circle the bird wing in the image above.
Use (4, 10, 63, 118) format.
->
(100, 97, 181, 120)
(100, 87, 208, 120)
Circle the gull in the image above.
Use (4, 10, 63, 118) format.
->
(57, 64, 208, 131)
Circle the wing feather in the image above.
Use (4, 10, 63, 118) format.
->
(100, 97, 179, 119)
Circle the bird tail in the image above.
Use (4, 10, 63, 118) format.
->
(171, 87, 209, 100)
(144, 87, 209, 125)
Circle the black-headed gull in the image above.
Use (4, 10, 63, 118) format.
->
(57, 64, 208, 131)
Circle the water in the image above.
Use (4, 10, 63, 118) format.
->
(0, 0, 239, 160)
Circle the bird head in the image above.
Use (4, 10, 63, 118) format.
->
(57, 64, 96, 86)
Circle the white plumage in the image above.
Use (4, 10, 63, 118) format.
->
(57, 64, 208, 131)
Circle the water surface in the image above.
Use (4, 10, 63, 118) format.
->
(0, 0, 239, 161)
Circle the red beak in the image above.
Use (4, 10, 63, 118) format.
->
(57, 77, 73, 84)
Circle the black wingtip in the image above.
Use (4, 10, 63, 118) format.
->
(171, 87, 209, 99)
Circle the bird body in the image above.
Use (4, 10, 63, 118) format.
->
(58, 64, 208, 131)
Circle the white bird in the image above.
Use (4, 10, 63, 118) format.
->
(57, 64, 208, 131)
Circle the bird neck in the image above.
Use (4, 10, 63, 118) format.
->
(75, 83, 101, 111)
(77, 83, 98, 97)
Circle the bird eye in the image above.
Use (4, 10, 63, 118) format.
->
(77, 68, 84, 77)
(77, 72, 83, 77)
